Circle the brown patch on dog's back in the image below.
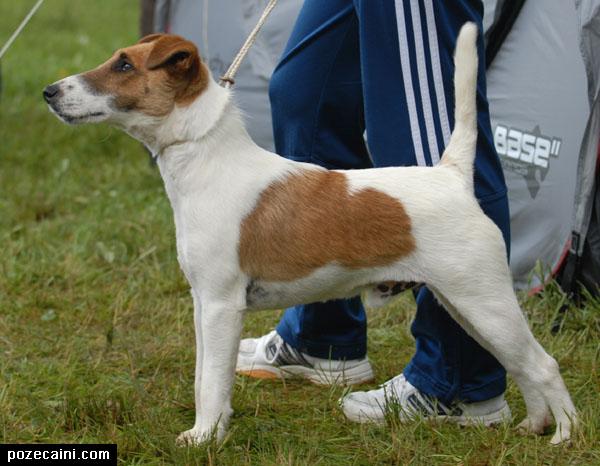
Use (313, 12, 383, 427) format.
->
(239, 170, 416, 281)
(81, 34, 208, 116)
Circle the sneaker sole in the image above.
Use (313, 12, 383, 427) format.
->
(452, 404, 513, 427)
(237, 368, 280, 379)
(236, 363, 375, 386)
(343, 402, 512, 426)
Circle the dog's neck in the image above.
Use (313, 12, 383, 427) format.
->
(122, 78, 243, 159)
(138, 77, 272, 199)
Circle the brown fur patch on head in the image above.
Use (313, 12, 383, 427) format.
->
(81, 34, 208, 116)
(239, 170, 416, 281)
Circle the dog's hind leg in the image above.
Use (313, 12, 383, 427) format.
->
(429, 287, 553, 436)
(428, 255, 576, 444)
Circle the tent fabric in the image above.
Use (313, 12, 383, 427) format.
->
(484, 0, 591, 288)
(482, 0, 502, 34)
(559, 0, 600, 296)
(154, 0, 302, 151)
(573, 0, 600, 250)
(154, 0, 600, 293)
(578, 180, 600, 293)
(483, 0, 526, 68)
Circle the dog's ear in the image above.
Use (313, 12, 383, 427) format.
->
(146, 35, 199, 74)
(138, 33, 165, 44)
(145, 35, 207, 102)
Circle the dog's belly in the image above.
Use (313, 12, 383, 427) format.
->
(245, 265, 370, 311)
(245, 280, 361, 311)
(242, 261, 420, 311)
(245, 281, 300, 310)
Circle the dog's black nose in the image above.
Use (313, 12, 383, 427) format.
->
(43, 84, 61, 103)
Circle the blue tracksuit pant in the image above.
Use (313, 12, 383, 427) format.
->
(269, 0, 510, 404)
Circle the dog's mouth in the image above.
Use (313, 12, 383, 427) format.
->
(50, 106, 106, 125)
(61, 111, 106, 123)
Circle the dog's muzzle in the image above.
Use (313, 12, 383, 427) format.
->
(43, 84, 62, 104)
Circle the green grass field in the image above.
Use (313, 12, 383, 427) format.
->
(1, 1, 599, 464)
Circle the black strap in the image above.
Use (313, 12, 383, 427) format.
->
(485, 0, 528, 69)
(560, 233, 582, 294)
(553, 233, 582, 333)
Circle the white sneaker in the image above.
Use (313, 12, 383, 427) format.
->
(236, 330, 374, 385)
(341, 374, 512, 425)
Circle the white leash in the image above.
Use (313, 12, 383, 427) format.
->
(0, 0, 45, 61)
(219, 0, 278, 89)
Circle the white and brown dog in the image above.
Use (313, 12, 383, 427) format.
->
(44, 24, 576, 445)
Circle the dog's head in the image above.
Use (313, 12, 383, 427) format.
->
(43, 34, 209, 127)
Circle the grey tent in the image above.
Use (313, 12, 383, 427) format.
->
(152, 0, 600, 295)
(483, 0, 600, 296)
(154, 0, 303, 151)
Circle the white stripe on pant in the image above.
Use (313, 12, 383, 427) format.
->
(394, 0, 452, 166)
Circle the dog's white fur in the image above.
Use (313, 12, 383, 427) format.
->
(45, 24, 576, 445)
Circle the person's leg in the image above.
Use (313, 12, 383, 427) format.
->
(353, 0, 509, 402)
(269, 0, 372, 360)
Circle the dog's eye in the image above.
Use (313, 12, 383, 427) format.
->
(114, 59, 133, 72)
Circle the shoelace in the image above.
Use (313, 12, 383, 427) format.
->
(263, 332, 313, 367)
(264, 332, 284, 365)
(381, 374, 461, 417)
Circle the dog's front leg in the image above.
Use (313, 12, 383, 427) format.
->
(176, 289, 204, 445)
(177, 299, 244, 445)
(192, 290, 204, 430)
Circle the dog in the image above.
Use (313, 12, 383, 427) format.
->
(44, 23, 576, 446)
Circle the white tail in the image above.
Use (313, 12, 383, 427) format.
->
(440, 22, 479, 188)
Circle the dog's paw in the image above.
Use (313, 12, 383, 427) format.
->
(176, 427, 218, 447)
(516, 416, 552, 436)
(550, 426, 573, 445)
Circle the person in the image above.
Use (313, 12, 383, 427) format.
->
(237, 0, 512, 424)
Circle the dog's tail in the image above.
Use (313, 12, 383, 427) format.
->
(439, 22, 479, 190)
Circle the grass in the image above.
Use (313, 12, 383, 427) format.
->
(0, 1, 599, 464)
